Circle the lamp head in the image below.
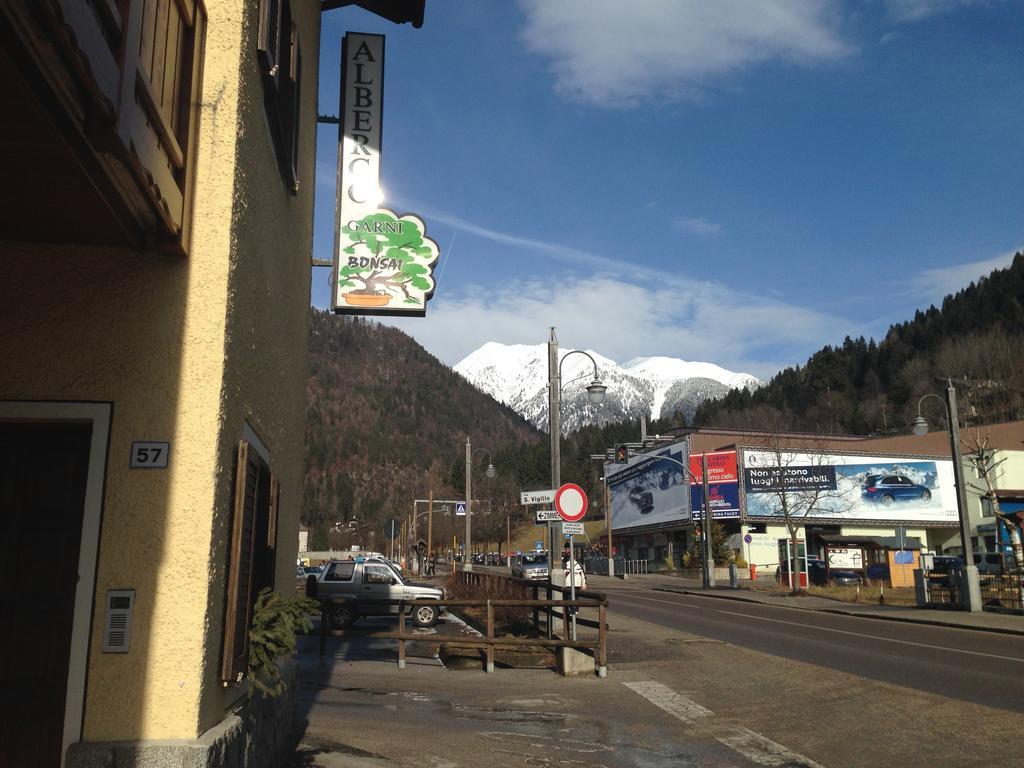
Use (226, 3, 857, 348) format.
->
(485, 463, 496, 479)
(586, 379, 607, 405)
(912, 415, 929, 437)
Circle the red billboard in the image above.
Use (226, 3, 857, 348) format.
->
(689, 450, 738, 485)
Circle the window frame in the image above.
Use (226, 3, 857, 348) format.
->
(221, 438, 278, 685)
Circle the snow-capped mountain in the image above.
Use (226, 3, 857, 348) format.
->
(453, 343, 761, 433)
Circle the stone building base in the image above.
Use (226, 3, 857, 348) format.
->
(67, 661, 298, 768)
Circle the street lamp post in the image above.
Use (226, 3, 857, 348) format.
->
(912, 379, 981, 612)
(547, 327, 607, 562)
(463, 437, 495, 572)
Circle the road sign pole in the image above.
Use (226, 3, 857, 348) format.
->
(702, 453, 715, 588)
(568, 533, 577, 641)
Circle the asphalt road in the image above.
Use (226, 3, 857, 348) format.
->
(601, 584, 1024, 714)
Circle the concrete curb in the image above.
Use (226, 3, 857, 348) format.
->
(654, 587, 1024, 637)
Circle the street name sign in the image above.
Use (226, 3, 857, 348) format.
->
(521, 489, 556, 505)
(535, 509, 560, 523)
(561, 521, 584, 536)
(554, 483, 588, 522)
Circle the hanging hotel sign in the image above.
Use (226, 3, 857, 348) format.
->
(332, 32, 439, 317)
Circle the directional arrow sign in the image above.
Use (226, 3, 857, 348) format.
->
(561, 521, 584, 536)
(535, 509, 561, 523)
(554, 483, 588, 522)
(521, 489, 556, 505)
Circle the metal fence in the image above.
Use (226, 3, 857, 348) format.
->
(924, 572, 957, 606)
(923, 570, 1024, 613)
(581, 556, 649, 576)
(978, 574, 1024, 612)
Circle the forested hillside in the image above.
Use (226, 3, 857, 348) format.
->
(303, 310, 668, 553)
(303, 310, 543, 551)
(695, 253, 1024, 434)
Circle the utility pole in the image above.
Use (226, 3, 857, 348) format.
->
(605, 476, 614, 577)
(427, 491, 433, 572)
(464, 436, 473, 571)
(548, 328, 560, 564)
(702, 453, 715, 588)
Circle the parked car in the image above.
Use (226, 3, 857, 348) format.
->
(307, 557, 445, 629)
(828, 569, 864, 586)
(864, 562, 890, 582)
(926, 555, 964, 587)
(511, 552, 549, 580)
(973, 552, 1010, 575)
(861, 474, 932, 505)
(776, 557, 828, 586)
(776, 557, 862, 586)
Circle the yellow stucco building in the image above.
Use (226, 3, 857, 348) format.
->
(0, 1, 423, 766)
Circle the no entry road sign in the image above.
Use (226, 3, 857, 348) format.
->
(554, 483, 588, 522)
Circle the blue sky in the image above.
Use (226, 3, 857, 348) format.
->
(311, 0, 1023, 380)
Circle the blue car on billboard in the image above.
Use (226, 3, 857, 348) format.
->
(861, 474, 932, 505)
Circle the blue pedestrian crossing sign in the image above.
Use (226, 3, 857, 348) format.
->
(455, 502, 467, 516)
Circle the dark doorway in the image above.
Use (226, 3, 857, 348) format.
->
(1, 422, 92, 768)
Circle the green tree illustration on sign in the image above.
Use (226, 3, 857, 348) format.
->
(338, 210, 438, 309)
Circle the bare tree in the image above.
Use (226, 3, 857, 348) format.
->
(750, 434, 850, 593)
(963, 431, 1023, 571)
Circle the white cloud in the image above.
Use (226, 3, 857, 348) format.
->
(519, 0, 851, 107)
(375, 206, 855, 379)
(383, 273, 851, 381)
(908, 248, 1021, 303)
(882, 0, 987, 23)
(674, 217, 724, 236)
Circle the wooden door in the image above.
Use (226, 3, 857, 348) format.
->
(0, 423, 92, 768)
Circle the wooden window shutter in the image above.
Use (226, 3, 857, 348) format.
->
(257, 0, 283, 82)
(221, 440, 259, 683)
(287, 21, 302, 193)
(268, 473, 279, 549)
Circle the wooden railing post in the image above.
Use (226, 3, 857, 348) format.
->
(319, 598, 327, 663)
(545, 583, 553, 638)
(532, 584, 539, 631)
(397, 600, 406, 669)
(485, 600, 494, 673)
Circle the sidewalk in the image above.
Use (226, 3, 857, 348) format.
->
(289, 575, 1024, 766)
(585, 571, 1024, 635)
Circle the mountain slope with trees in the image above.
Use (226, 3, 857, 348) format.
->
(304, 310, 544, 551)
(695, 253, 1024, 434)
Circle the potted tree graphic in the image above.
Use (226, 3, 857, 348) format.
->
(337, 210, 438, 309)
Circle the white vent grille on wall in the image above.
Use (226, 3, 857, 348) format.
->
(102, 590, 135, 653)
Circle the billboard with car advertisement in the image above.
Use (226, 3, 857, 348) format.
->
(607, 440, 689, 532)
(741, 449, 957, 523)
(690, 450, 740, 519)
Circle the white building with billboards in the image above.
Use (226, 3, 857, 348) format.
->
(602, 426, 1000, 573)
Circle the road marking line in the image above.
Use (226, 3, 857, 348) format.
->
(718, 726, 826, 768)
(624, 681, 825, 767)
(622, 681, 713, 724)
(609, 593, 703, 609)
(717, 610, 1024, 663)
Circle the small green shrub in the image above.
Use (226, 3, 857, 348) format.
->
(247, 588, 319, 698)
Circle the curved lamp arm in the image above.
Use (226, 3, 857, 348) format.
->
(558, 349, 607, 405)
(912, 392, 951, 436)
(471, 447, 496, 478)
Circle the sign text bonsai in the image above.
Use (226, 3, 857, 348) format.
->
(338, 210, 439, 311)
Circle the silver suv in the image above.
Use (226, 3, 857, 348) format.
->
(308, 557, 444, 628)
(511, 552, 550, 580)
